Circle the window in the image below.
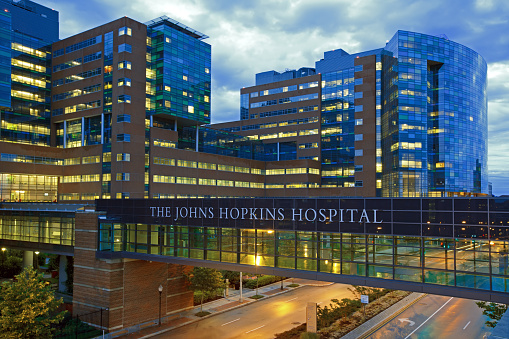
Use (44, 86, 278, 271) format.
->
(116, 173, 130, 181)
(355, 105, 364, 112)
(118, 95, 131, 104)
(235, 181, 250, 188)
(116, 192, 130, 199)
(119, 27, 132, 36)
(199, 178, 216, 186)
(118, 78, 131, 87)
(355, 149, 363, 156)
(355, 134, 363, 141)
(355, 92, 363, 99)
(118, 44, 132, 53)
(117, 114, 131, 123)
(82, 155, 100, 164)
(153, 139, 176, 148)
(175, 177, 196, 185)
(198, 162, 216, 170)
(177, 160, 197, 168)
(64, 157, 80, 165)
(117, 153, 130, 161)
(117, 134, 130, 142)
(355, 180, 363, 187)
(218, 164, 234, 172)
(118, 61, 132, 70)
(217, 180, 234, 187)
(355, 119, 363, 126)
(355, 165, 363, 172)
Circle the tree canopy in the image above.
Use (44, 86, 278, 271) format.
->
(188, 267, 225, 312)
(0, 266, 66, 338)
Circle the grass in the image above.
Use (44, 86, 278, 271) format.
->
(249, 294, 265, 300)
(288, 283, 300, 288)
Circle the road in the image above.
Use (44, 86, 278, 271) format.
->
(154, 283, 353, 339)
(365, 294, 491, 339)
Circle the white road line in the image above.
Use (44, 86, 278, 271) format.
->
(246, 325, 265, 333)
(221, 318, 240, 326)
(463, 321, 471, 330)
(404, 297, 453, 339)
(285, 297, 298, 303)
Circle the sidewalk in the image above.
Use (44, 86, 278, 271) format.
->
(108, 278, 331, 339)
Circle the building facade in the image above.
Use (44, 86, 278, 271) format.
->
(221, 32, 488, 198)
(0, 0, 494, 332)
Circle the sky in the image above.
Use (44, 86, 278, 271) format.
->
(36, 0, 509, 195)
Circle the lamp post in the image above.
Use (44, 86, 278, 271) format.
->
(158, 284, 163, 326)
(34, 251, 39, 269)
(1, 248, 6, 266)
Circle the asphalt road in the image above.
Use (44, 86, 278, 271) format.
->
(154, 283, 353, 339)
(366, 294, 491, 339)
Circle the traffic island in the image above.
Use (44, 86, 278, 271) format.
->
(274, 290, 411, 339)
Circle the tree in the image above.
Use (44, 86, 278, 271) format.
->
(188, 267, 225, 313)
(476, 301, 508, 328)
(0, 266, 66, 338)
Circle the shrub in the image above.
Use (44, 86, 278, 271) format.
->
(244, 275, 284, 289)
(301, 332, 320, 339)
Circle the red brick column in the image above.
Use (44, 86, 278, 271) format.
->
(73, 211, 194, 331)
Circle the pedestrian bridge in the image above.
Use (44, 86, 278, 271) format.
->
(1, 198, 509, 303)
(94, 197, 509, 304)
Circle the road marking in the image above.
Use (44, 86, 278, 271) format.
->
(463, 321, 471, 330)
(285, 297, 298, 303)
(399, 318, 415, 326)
(404, 297, 453, 339)
(221, 318, 240, 326)
(246, 325, 265, 333)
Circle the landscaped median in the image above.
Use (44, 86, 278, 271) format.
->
(275, 287, 412, 339)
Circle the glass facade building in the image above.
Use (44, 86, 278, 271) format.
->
(383, 31, 487, 197)
(146, 16, 211, 125)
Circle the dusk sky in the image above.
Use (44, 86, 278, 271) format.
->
(37, 0, 509, 196)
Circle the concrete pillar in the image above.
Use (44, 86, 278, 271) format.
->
(23, 251, 33, 268)
(58, 255, 68, 292)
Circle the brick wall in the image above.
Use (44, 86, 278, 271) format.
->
(73, 212, 193, 331)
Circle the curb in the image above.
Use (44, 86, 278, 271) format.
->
(138, 283, 305, 338)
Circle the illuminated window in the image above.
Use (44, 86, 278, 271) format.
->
(119, 27, 132, 36)
(118, 78, 131, 87)
(116, 173, 130, 181)
(118, 61, 131, 70)
(117, 153, 130, 161)
(118, 95, 131, 104)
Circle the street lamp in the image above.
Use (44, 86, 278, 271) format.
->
(34, 251, 39, 269)
(1, 248, 6, 266)
(158, 284, 163, 326)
